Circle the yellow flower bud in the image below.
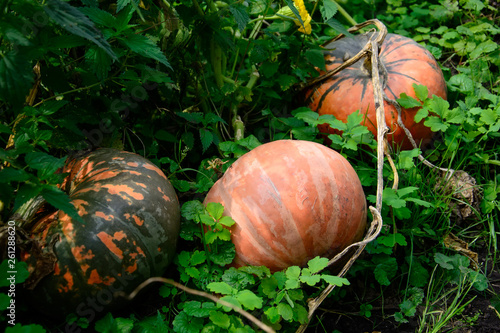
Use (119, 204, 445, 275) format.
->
(276, 0, 312, 34)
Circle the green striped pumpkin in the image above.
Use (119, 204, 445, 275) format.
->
(23, 149, 180, 319)
(306, 33, 447, 150)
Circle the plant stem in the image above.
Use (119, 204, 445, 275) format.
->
(332, 0, 357, 26)
(191, 0, 205, 17)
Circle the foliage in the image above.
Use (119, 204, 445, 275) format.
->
(0, 0, 499, 331)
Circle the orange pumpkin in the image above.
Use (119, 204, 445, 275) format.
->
(306, 33, 447, 150)
(204, 140, 367, 272)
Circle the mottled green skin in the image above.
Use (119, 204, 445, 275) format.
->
(24, 149, 180, 318)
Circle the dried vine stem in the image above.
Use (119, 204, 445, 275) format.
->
(384, 95, 454, 177)
(301, 19, 387, 90)
(296, 20, 392, 333)
(118, 277, 276, 333)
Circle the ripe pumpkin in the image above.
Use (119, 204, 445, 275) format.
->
(306, 32, 447, 150)
(204, 140, 367, 272)
(22, 148, 181, 318)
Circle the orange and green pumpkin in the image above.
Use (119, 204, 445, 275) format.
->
(306, 32, 447, 150)
(22, 149, 180, 318)
(204, 140, 367, 272)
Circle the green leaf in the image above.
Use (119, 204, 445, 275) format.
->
(13, 183, 42, 212)
(434, 252, 454, 270)
(0, 168, 30, 183)
(79, 7, 117, 27)
(41, 185, 83, 223)
(448, 74, 474, 93)
(305, 49, 326, 71)
(413, 84, 429, 102)
(321, 275, 350, 286)
(183, 301, 215, 318)
(25, 152, 67, 181)
(415, 106, 430, 123)
(373, 256, 398, 286)
(0, 292, 10, 311)
(199, 128, 213, 153)
(190, 250, 206, 266)
(397, 93, 422, 108)
(236, 135, 262, 150)
(181, 201, 205, 221)
(185, 266, 200, 279)
(236, 290, 263, 310)
(44, 0, 117, 60)
(261, 277, 279, 297)
(479, 109, 497, 125)
(320, 0, 338, 21)
(222, 267, 254, 289)
(85, 46, 112, 80)
(277, 302, 293, 321)
(209, 310, 230, 329)
(285, 266, 301, 280)
(209, 242, 236, 266)
(5, 323, 46, 333)
(382, 188, 406, 209)
(265, 306, 280, 323)
(0, 50, 34, 107)
(229, 4, 249, 32)
(427, 96, 450, 117)
(325, 18, 352, 37)
(307, 256, 329, 274)
(206, 202, 224, 220)
(299, 270, 321, 286)
(207, 282, 235, 295)
(120, 32, 171, 69)
(294, 110, 320, 125)
(424, 116, 448, 132)
(218, 216, 236, 227)
(0, 260, 30, 286)
(172, 311, 204, 333)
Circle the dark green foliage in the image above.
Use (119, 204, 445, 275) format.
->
(0, 0, 499, 331)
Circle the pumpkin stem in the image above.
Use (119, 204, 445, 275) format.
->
(9, 195, 47, 230)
